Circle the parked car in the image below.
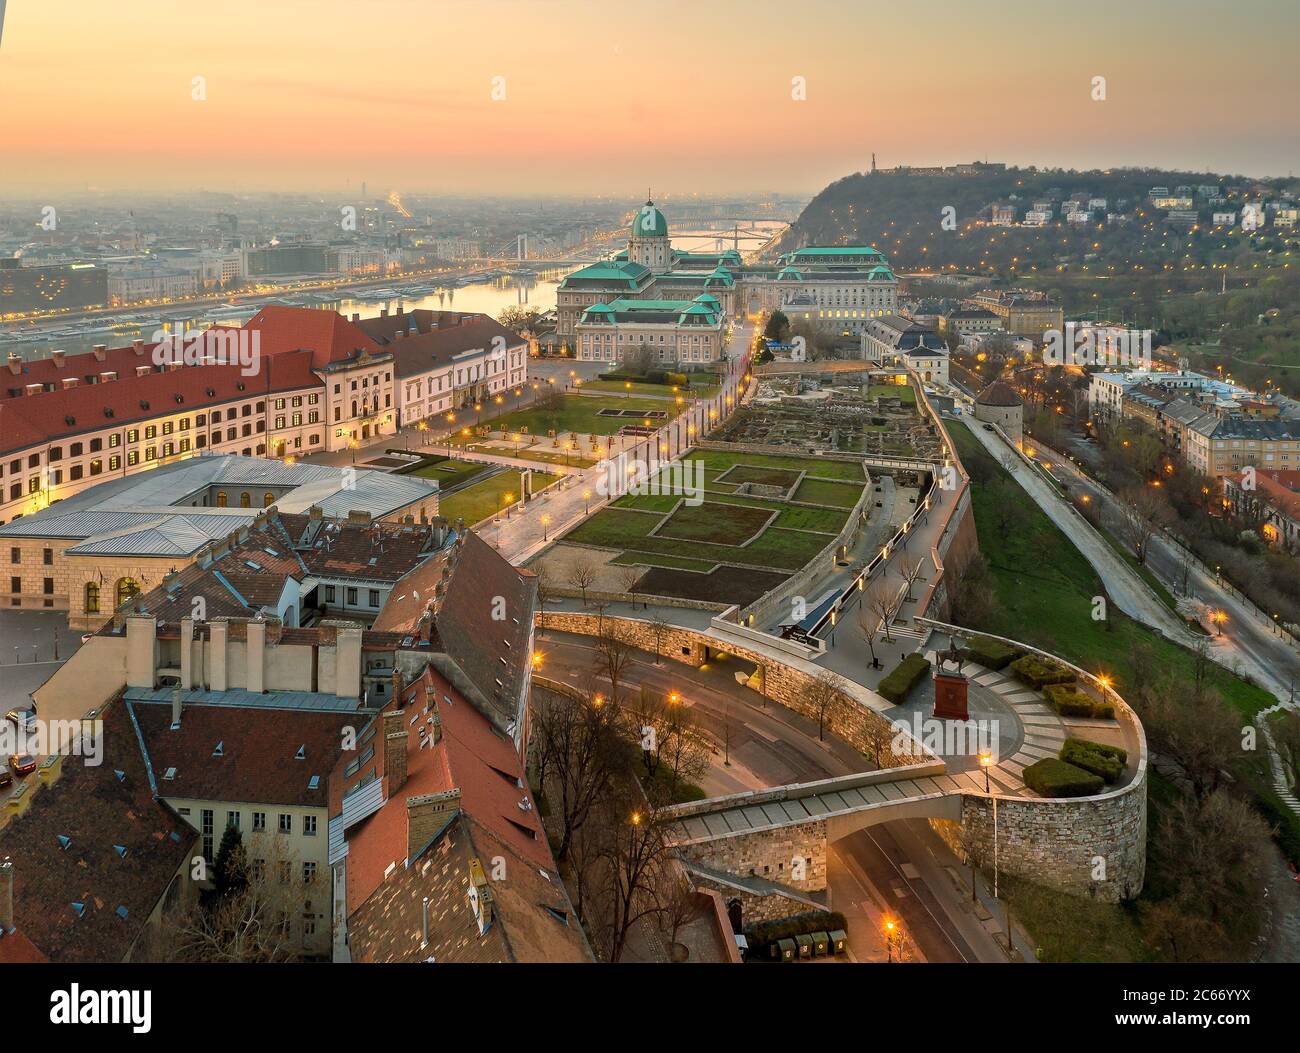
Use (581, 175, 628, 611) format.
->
(81, 633, 94, 644)
(8, 754, 37, 776)
(0, 771, 12, 789)
(982, 423, 995, 431)
(5, 703, 36, 732)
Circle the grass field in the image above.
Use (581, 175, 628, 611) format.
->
(698, 449, 866, 484)
(869, 383, 917, 405)
(580, 377, 721, 398)
(793, 477, 865, 508)
(406, 457, 490, 490)
(439, 467, 561, 526)
(482, 395, 672, 438)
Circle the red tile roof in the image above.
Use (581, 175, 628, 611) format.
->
(0, 348, 320, 457)
(243, 306, 383, 368)
(130, 701, 358, 808)
(336, 663, 550, 918)
(1226, 469, 1300, 523)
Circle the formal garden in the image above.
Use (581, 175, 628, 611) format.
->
(536, 449, 868, 606)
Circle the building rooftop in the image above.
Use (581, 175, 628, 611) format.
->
(976, 381, 1024, 407)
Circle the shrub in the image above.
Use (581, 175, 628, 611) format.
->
(1060, 738, 1127, 782)
(1009, 654, 1077, 689)
(666, 371, 688, 387)
(961, 635, 1021, 671)
(877, 653, 931, 705)
(744, 910, 848, 949)
(1023, 758, 1104, 798)
(1044, 684, 1115, 719)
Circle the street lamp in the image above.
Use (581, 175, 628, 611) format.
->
(542, 514, 551, 541)
(979, 749, 992, 793)
(583, 489, 591, 514)
(1213, 610, 1227, 636)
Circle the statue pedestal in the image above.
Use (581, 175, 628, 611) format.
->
(933, 671, 970, 721)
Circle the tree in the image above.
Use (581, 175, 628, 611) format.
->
(156, 839, 303, 963)
(764, 310, 790, 342)
(898, 552, 925, 602)
(866, 579, 900, 643)
(617, 565, 643, 605)
(595, 628, 634, 705)
(532, 685, 627, 862)
(628, 343, 656, 376)
(805, 670, 843, 741)
(497, 306, 544, 334)
(1117, 484, 1167, 564)
(1272, 709, 1300, 794)
(567, 557, 597, 606)
(534, 566, 554, 635)
(855, 601, 880, 670)
(1138, 680, 1244, 800)
(647, 616, 671, 664)
(590, 796, 675, 963)
(656, 869, 705, 959)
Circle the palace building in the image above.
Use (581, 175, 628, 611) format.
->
(556, 199, 899, 362)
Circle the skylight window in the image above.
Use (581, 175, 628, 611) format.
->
(213, 741, 224, 757)
(163, 766, 177, 780)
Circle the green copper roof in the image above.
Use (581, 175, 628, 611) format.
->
(630, 201, 669, 238)
(783, 246, 885, 257)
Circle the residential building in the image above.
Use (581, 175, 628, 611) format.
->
(964, 290, 1062, 338)
(1185, 417, 1300, 478)
(938, 307, 1002, 340)
(1223, 469, 1300, 551)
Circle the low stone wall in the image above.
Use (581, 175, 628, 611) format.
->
(929, 778, 1147, 901)
(680, 821, 828, 896)
(537, 610, 924, 768)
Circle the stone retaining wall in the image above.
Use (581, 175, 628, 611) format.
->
(537, 610, 923, 767)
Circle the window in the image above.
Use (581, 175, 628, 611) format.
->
(201, 809, 215, 861)
(279, 813, 292, 834)
(264, 492, 274, 507)
(227, 810, 241, 829)
(253, 811, 266, 832)
(279, 861, 292, 885)
(240, 492, 251, 508)
(9, 548, 18, 564)
(303, 862, 316, 884)
(324, 585, 336, 603)
(303, 814, 317, 836)
(346, 588, 357, 605)
(42, 577, 53, 595)
(84, 581, 100, 614)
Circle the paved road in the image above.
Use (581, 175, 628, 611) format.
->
(538, 630, 1012, 962)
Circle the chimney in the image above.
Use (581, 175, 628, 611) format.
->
(396, 305, 404, 316)
(171, 685, 182, 729)
(93, 345, 107, 362)
(351, 313, 360, 323)
(429, 709, 442, 746)
(51, 349, 65, 368)
(0, 858, 11, 931)
(383, 709, 407, 793)
(380, 307, 389, 317)
(407, 789, 460, 858)
(5, 353, 19, 376)
(394, 330, 404, 341)
(391, 666, 406, 706)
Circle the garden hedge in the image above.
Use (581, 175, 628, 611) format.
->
(1060, 737, 1127, 782)
(744, 910, 848, 949)
(961, 635, 1021, 671)
(877, 653, 932, 705)
(1023, 758, 1104, 798)
(1044, 683, 1115, 720)
(1009, 654, 1077, 690)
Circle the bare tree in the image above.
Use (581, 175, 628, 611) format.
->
(898, 552, 925, 602)
(567, 557, 597, 606)
(617, 564, 643, 606)
(855, 601, 880, 670)
(656, 869, 705, 959)
(589, 796, 675, 963)
(532, 685, 626, 861)
(1138, 680, 1243, 800)
(534, 565, 554, 635)
(805, 669, 843, 741)
(647, 616, 671, 664)
(595, 628, 635, 706)
(1117, 485, 1167, 565)
(866, 579, 901, 643)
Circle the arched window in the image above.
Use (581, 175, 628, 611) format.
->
(116, 577, 141, 608)
(216, 490, 227, 508)
(85, 581, 100, 614)
(263, 492, 274, 508)
(239, 492, 251, 508)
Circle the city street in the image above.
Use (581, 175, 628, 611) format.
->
(537, 629, 1017, 962)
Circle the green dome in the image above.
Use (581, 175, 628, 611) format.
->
(631, 200, 668, 238)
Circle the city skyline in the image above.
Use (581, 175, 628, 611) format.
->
(1, 0, 1298, 196)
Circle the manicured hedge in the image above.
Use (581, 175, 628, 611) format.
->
(1060, 738, 1127, 782)
(961, 635, 1021, 671)
(744, 910, 848, 948)
(1023, 758, 1104, 798)
(1044, 684, 1115, 720)
(878, 653, 932, 705)
(1009, 654, 1077, 690)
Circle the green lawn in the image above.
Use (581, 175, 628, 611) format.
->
(697, 449, 866, 483)
(869, 383, 916, 405)
(656, 501, 773, 545)
(439, 468, 561, 526)
(950, 420, 1272, 719)
(793, 478, 865, 509)
(406, 457, 490, 490)
(484, 395, 672, 438)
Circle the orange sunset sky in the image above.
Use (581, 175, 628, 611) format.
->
(1, 0, 1297, 196)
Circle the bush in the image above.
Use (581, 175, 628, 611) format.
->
(666, 371, 688, 387)
(1060, 738, 1127, 782)
(877, 653, 931, 704)
(1009, 654, 1077, 690)
(1044, 684, 1115, 719)
(961, 635, 1021, 671)
(744, 910, 847, 949)
(1023, 758, 1104, 798)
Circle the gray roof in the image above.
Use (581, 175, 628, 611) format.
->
(0, 455, 438, 556)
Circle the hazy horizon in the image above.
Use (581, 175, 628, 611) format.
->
(2, 0, 1298, 197)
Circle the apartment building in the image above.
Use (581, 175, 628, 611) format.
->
(1222, 469, 1300, 552)
(1185, 417, 1300, 478)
